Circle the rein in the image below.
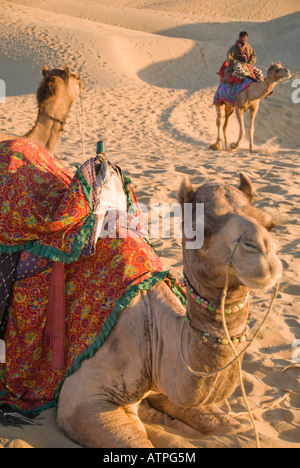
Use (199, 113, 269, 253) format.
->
(39, 109, 65, 131)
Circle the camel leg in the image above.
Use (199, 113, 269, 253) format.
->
(249, 104, 259, 153)
(231, 107, 245, 150)
(57, 400, 154, 448)
(209, 105, 222, 150)
(223, 105, 234, 151)
(138, 398, 202, 437)
(142, 393, 237, 435)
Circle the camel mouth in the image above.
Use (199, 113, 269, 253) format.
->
(234, 271, 282, 291)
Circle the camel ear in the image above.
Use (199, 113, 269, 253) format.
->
(178, 177, 195, 206)
(63, 65, 70, 81)
(238, 173, 254, 203)
(42, 65, 50, 77)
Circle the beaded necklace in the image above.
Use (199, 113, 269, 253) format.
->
(183, 272, 250, 346)
(185, 312, 249, 346)
(183, 273, 250, 315)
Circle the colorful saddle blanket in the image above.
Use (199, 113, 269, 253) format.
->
(0, 139, 98, 262)
(0, 139, 185, 414)
(213, 78, 253, 106)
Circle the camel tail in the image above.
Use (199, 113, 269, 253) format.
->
(0, 405, 42, 427)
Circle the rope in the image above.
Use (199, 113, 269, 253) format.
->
(180, 273, 279, 378)
(180, 238, 280, 448)
(221, 263, 260, 448)
(74, 92, 86, 162)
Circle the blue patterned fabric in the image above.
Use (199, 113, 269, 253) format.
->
(213, 79, 253, 106)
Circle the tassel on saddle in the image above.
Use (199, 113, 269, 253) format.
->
(0, 253, 20, 340)
(0, 253, 66, 370)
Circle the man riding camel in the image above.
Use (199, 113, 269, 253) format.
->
(220, 32, 263, 84)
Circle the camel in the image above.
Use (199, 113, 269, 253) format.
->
(0, 65, 83, 153)
(210, 62, 290, 153)
(55, 172, 282, 448)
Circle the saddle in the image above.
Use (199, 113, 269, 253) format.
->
(0, 139, 128, 370)
(0, 252, 65, 369)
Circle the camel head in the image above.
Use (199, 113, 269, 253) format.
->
(36, 65, 84, 119)
(267, 62, 291, 82)
(178, 174, 282, 300)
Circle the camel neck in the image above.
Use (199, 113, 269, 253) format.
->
(24, 109, 64, 153)
(183, 271, 250, 339)
(183, 272, 249, 315)
(251, 78, 277, 100)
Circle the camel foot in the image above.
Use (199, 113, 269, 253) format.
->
(250, 148, 259, 154)
(209, 142, 221, 151)
(225, 145, 235, 152)
(142, 394, 238, 435)
(230, 143, 238, 151)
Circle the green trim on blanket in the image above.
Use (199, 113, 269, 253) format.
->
(54, 270, 183, 404)
(0, 169, 96, 264)
(122, 172, 135, 210)
(3, 269, 185, 416)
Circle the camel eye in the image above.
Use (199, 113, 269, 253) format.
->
(242, 242, 259, 252)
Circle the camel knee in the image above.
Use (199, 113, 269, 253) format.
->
(57, 400, 153, 448)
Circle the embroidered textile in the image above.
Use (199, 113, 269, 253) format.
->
(0, 229, 185, 413)
(0, 139, 98, 263)
(213, 78, 253, 106)
(0, 139, 186, 413)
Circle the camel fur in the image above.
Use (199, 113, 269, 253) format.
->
(0, 65, 83, 153)
(210, 62, 290, 153)
(56, 173, 282, 448)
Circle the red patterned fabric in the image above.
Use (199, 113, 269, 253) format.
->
(0, 139, 96, 262)
(0, 228, 184, 413)
(0, 139, 186, 413)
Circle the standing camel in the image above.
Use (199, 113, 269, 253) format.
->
(210, 62, 290, 153)
(54, 173, 282, 448)
(0, 65, 83, 153)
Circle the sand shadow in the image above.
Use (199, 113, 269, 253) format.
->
(0, 53, 42, 97)
(138, 12, 300, 91)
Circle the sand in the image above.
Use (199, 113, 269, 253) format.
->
(0, 0, 299, 449)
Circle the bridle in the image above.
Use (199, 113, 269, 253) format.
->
(180, 236, 279, 376)
(180, 237, 280, 448)
(39, 109, 65, 132)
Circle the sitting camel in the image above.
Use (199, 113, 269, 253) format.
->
(0, 65, 83, 153)
(210, 62, 290, 153)
(55, 173, 282, 448)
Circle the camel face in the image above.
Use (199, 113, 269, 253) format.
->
(219, 213, 282, 290)
(267, 62, 291, 82)
(39, 65, 83, 105)
(180, 173, 282, 293)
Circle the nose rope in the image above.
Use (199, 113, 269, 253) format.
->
(180, 236, 280, 448)
(74, 90, 86, 162)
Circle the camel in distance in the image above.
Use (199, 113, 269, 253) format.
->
(210, 62, 290, 153)
(0, 65, 83, 154)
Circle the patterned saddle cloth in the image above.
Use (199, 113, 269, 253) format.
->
(213, 78, 253, 106)
(0, 139, 185, 414)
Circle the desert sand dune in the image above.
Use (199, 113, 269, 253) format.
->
(0, 0, 299, 448)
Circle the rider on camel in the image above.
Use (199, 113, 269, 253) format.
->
(220, 32, 263, 84)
